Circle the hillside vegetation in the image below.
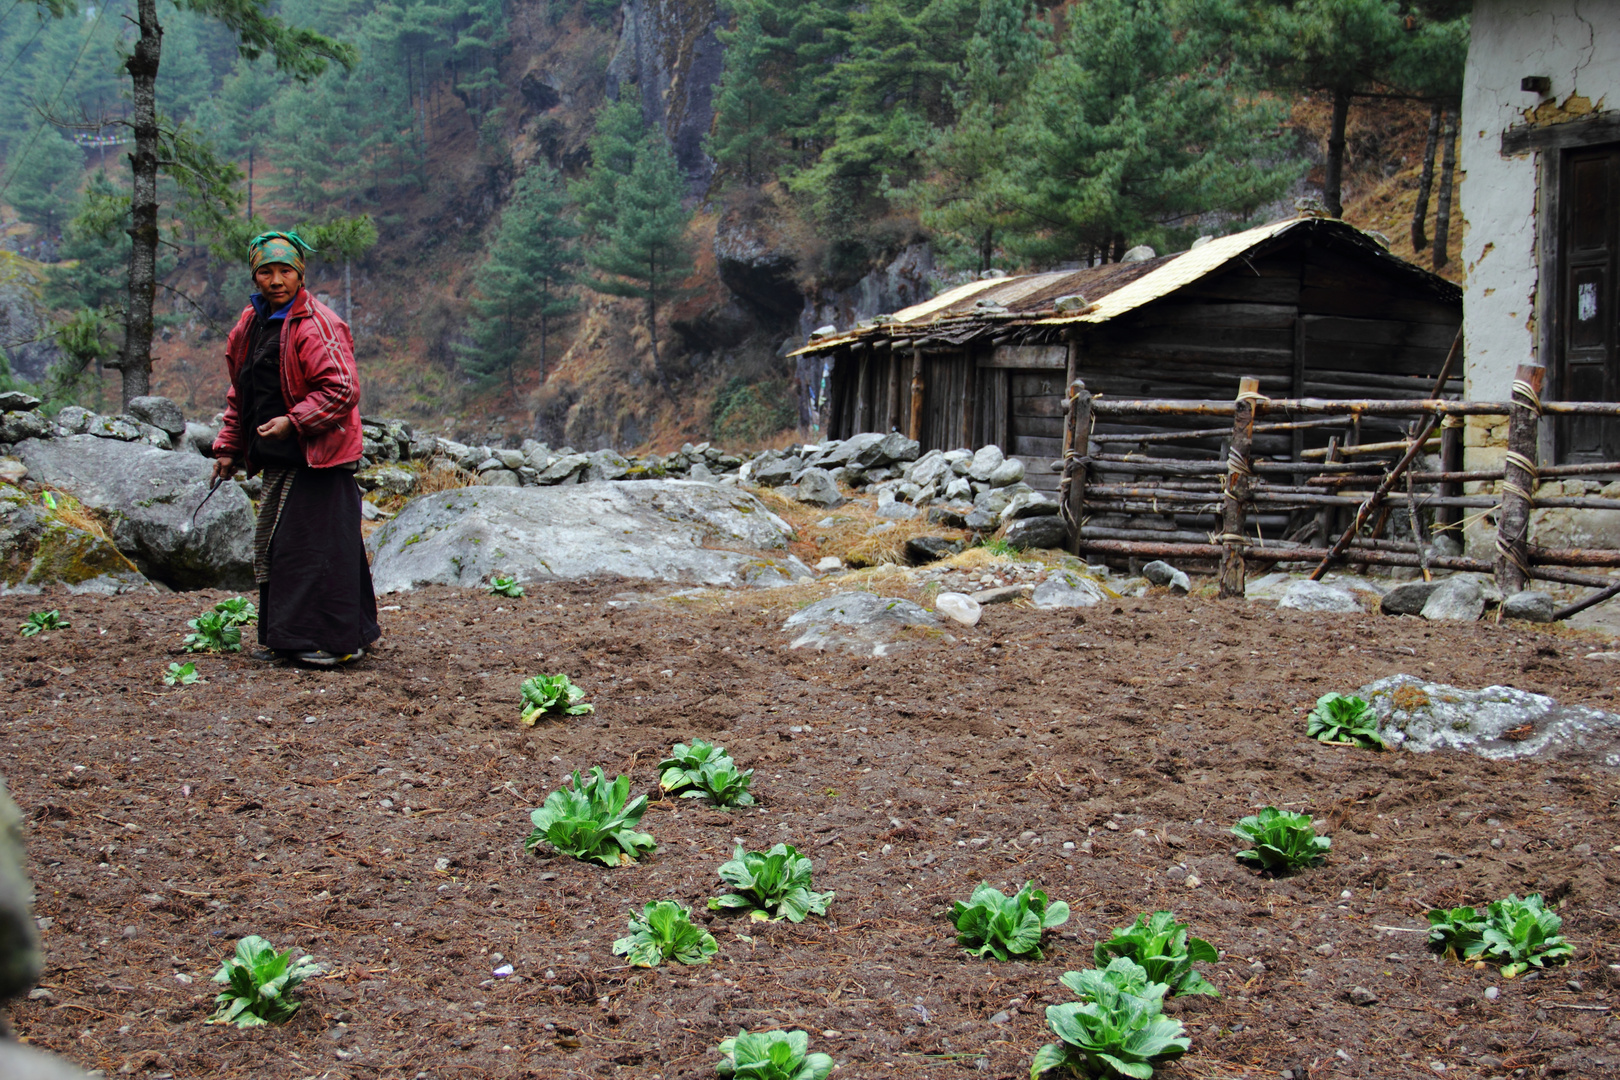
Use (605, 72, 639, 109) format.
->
(0, 0, 1469, 452)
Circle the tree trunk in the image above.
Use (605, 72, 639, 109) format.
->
(1110, 231, 1125, 263)
(1432, 109, 1458, 271)
(118, 0, 162, 406)
(1324, 86, 1351, 219)
(246, 144, 254, 220)
(1411, 102, 1440, 250)
(343, 255, 353, 325)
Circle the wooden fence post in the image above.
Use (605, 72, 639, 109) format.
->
(1218, 376, 1262, 597)
(1062, 379, 1092, 556)
(908, 349, 925, 443)
(1496, 363, 1544, 594)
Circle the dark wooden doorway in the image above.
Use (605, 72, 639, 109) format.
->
(1559, 144, 1620, 461)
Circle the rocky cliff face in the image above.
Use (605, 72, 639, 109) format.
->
(607, 0, 725, 196)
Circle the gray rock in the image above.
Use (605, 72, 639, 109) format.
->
(1033, 572, 1107, 608)
(180, 421, 218, 456)
(494, 448, 526, 470)
(1278, 579, 1362, 613)
(973, 483, 1030, 516)
(1380, 580, 1440, 616)
(585, 449, 631, 482)
(875, 432, 920, 464)
(1420, 575, 1484, 621)
(1, 774, 41, 1001)
(0, 484, 149, 595)
(0, 390, 41, 412)
(753, 455, 802, 487)
(16, 435, 253, 589)
(687, 461, 717, 482)
(782, 591, 945, 656)
(369, 480, 804, 593)
(928, 505, 971, 529)
(905, 536, 963, 564)
(134, 421, 173, 450)
(1501, 590, 1557, 623)
(538, 453, 589, 484)
(1347, 986, 1379, 1007)
(52, 406, 92, 435)
(987, 458, 1026, 488)
(0, 410, 52, 443)
(1142, 560, 1179, 587)
(124, 395, 185, 437)
(478, 468, 523, 487)
(1000, 490, 1058, 523)
(792, 467, 844, 507)
(1429, 533, 1464, 558)
(967, 444, 1005, 482)
(1358, 673, 1620, 764)
(86, 413, 142, 441)
(875, 500, 920, 520)
(1121, 244, 1157, 262)
(964, 509, 998, 531)
(0, 1042, 93, 1080)
(813, 433, 884, 468)
(360, 466, 417, 497)
(944, 476, 973, 500)
(1003, 515, 1069, 550)
(904, 449, 951, 491)
(475, 456, 505, 473)
(972, 584, 1032, 605)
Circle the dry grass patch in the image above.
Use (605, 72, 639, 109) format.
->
(749, 485, 972, 568)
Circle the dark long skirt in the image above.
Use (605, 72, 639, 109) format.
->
(258, 467, 380, 654)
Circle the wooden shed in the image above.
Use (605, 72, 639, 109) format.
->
(794, 217, 1463, 493)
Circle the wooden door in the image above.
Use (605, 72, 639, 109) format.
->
(1559, 145, 1620, 460)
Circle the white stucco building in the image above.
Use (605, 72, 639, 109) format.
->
(1461, 0, 1620, 470)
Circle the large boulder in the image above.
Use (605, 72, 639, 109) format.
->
(368, 480, 808, 593)
(1420, 575, 1484, 621)
(124, 395, 185, 438)
(15, 435, 254, 589)
(1278, 579, 1363, 613)
(782, 591, 946, 656)
(0, 484, 149, 595)
(0, 410, 52, 444)
(1003, 515, 1069, 550)
(1, 775, 40, 1002)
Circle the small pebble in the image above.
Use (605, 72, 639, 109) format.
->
(1062, 841, 1075, 851)
(1184, 874, 1201, 888)
(1485, 986, 1500, 1001)
(988, 1011, 1011, 1024)
(1165, 866, 1187, 882)
(1315, 943, 1335, 956)
(1567, 979, 1584, 992)
(1347, 986, 1378, 1006)
(122, 925, 138, 939)
(434, 856, 451, 872)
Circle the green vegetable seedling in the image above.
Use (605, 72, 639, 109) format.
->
(213, 596, 259, 626)
(1032, 958, 1189, 1080)
(207, 935, 323, 1028)
(525, 767, 656, 867)
(1305, 692, 1386, 749)
(18, 610, 67, 636)
(613, 900, 718, 967)
(488, 576, 524, 598)
(1231, 806, 1330, 872)
(660, 740, 756, 807)
(1427, 894, 1573, 978)
(709, 843, 833, 923)
(951, 881, 1070, 961)
(163, 661, 201, 686)
(716, 1028, 833, 1080)
(182, 609, 242, 653)
(519, 673, 593, 725)
(1093, 911, 1220, 997)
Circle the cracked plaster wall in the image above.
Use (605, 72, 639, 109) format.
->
(1461, 0, 1615, 419)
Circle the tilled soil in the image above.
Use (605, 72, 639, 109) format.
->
(3, 582, 1619, 1080)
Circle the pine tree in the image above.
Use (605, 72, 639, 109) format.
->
(8, 120, 83, 248)
(1000, 0, 1299, 263)
(195, 57, 283, 218)
(585, 136, 694, 381)
(707, 7, 782, 184)
(570, 97, 645, 239)
(455, 163, 580, 391)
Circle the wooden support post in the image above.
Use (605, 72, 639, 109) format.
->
(1495, 363, 1544, 594)
(1437, 418, 1463, 536)
(1218, 376, 1262, 597)
(908, 349, 925, 443)
(853, 346, 870, 433)
(885, 343, 901, 433)
(1062, 379, 1092, 556)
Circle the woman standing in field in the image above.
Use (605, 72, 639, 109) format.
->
(209, 231, 379, 666)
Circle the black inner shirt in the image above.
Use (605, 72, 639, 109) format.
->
(242, 310, 307, 470)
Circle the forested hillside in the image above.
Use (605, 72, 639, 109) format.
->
(0, 0, 1469, 452)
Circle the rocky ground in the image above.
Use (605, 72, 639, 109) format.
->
(3, 571, 1620, 1080)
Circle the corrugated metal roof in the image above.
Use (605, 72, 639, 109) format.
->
(790, 216, 1457, 356)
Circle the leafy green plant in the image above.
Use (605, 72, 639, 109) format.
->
(488, 575, 524, 598)
(18, 609, 67, 636)
(206, 935, 323, 1028)
(716, 1028, 833, 1080)
(213, 596, 259, 626)
(163, 661, 200, 686)
(182, 610, 242, 653)
(659, 740, 756, 807)
(1093, 911, 1220, 997)
(524, 767, 656, 867)
(709, 843, 833, 923)
(1305, 692, 1385, 749)
(951, 880, 1071, 961)
(612, 900, 718, 967)
(1031, 963, 1190, 1080)
(519, 673, 593, 725)
(1427, 894, 1573, 978)
(1231, 807, 1330, 872)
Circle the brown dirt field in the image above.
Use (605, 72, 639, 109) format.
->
(3, 582, 1619, 1080)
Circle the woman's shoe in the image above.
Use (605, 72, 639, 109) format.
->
(293, 648, 365, 667)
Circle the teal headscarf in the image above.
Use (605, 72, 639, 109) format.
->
(248, 230, 316, 275)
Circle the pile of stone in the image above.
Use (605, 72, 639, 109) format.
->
(431, 437, 745, 491)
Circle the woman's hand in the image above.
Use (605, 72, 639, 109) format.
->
(211, 455, 238, 484)
(256, 415, 295, 440)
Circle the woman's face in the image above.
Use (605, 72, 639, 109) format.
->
(253, 263, 302, 307)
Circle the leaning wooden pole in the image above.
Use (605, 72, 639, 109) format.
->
(907, 349, 925, 443)
(1495, 364, 1544, 594)
(1309, 410, 1441, 580)
(1218, 377, 1262, 597)
(1062, 379, 1093, 557)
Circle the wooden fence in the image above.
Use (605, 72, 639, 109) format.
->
(1057, 363, 1620, 621)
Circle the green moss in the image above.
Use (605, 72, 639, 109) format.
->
(26, 522, 138, 586)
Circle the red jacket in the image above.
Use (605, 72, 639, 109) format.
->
(213, 288, 363, 472)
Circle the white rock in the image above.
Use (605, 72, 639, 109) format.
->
(934, 592, 982, 626)
(1278, 579, 1363, 613)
